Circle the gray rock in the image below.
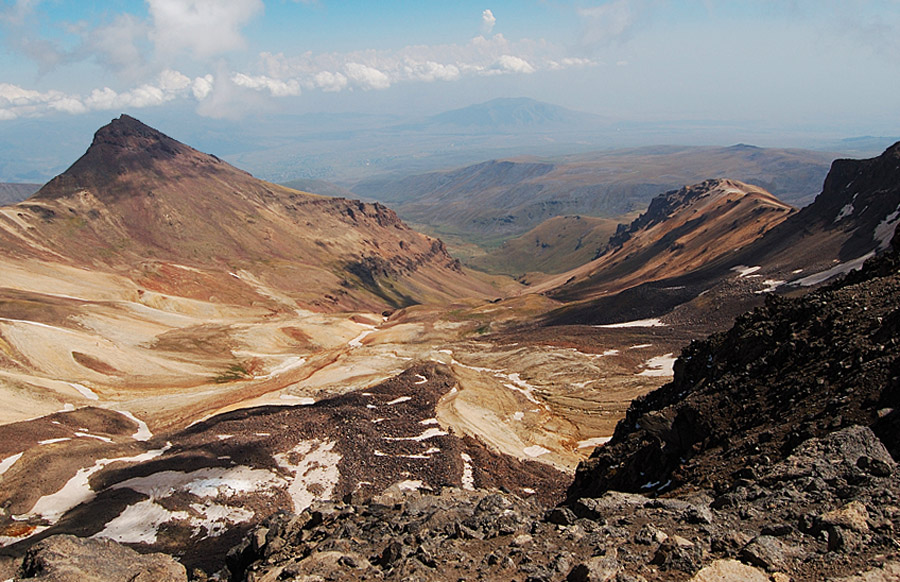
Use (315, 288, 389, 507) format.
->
(739, 535, 791, 572)
(16, 534, 187, 582)
(567, 550, 619, 582)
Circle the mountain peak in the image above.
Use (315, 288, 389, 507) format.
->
(34, 115, 223, 201)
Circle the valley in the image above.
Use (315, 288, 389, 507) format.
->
(0, 115, 898, 581)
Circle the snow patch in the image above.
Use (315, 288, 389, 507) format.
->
(460, 453, 475, 491)
(68, 382, 98, 401)
(279, 394, 315, 405)
(385, 396, 412, 405)
(523, 445, 551, 457)
(792, 252, 874, 287)
(397, 480, 424, 491)
(113, 465, 282, 500)
(116, 410, 152, 441)
(189, 502, 254, 537)
(756, 279, 786, 294)
(93, 499, 189, 544)
(413, 374, 427, 385)
(578, 436, 613, 448)
(0, 452, 23, 476)
(25, 445, 170, 524)
(74, 431, 113, 443)
(638, 353, 676, 377)
(875, 205, 900, 249)
(512, 411, 525, 421)
(731, 265, 761, 277)
(384, 427, 448, 442)
(274, 440, 341, 513)
(629, 344, 652, 350)
(835, 202, 855, 222)
(38, 438, 71, 445)
(595, 318, 667, 329)
(419, 418, 439, 425)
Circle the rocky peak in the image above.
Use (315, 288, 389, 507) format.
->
(600, 178, 771, 256)
(33, 114, 227, 202)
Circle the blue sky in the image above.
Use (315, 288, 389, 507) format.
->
(1, 1, 899, 136)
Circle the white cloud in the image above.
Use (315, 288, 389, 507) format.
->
(344, 62, 392, 90)
(192, 75, 215, 100)
(232, 73, 301, 97)
(312, 71, 348, 92)
(147, 0, 264, 60)
(492, 54, 535, 74)
(482, 9, 496, 34)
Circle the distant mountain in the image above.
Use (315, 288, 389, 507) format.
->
(0, 182, 40, 206)
(425, 97, 606, 131)
(5, 115, 491, 311)
(352, 145, 835, 248)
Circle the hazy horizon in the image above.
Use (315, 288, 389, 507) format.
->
(1, 1, 899, 182)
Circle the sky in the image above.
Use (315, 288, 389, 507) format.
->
(0, 1, 899, 160)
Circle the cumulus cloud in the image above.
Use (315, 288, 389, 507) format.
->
(147, 0, 264, 61)
(0, 69, 207, 119)
(344, 62, 392, 90)
(491, 54, 535, 74)
(232, 73, 301, 97)
(578, 0, 641, 47)
(482, 9, 496, 34)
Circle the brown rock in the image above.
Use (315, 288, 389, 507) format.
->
(689, 559, 770, 582)
(16, 534, 186, 582)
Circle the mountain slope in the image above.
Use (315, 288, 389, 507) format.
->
(1, 115, 492, 311)
(352, 145, 834, 247)
(535, 179, 794, 303)
(541, 143, 900, 327)
(467, 214, 623, 275)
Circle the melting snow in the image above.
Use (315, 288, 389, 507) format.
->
(397, 480, 424, 491)
(414, 374, 428, 385)
(348, 326, 376, 348)
(0, 452, 23, 476)
(835, 202, 855, 222)
(419, 418, 439, 425)
(38, 438, 71, 445)
(189, 502, 254, 537)
(279, 394, 315, 405)
(264, 356, 307, 378)
(523, 445, 551, 457)
(112, 465, 281, 499)
(116, 410, 152, 441)
(25, 445, 170, 524)
(68, 382, 98, 401)
(578, 437, 613, 448)
(731, 265, 761, 277)
(639, 354, 676, 377)
(756, 279, 786, 294)
(74, 431, 113, 443)
(274, 440, 341, 513)
(875, 205, 900, 249)
(629, 344, 652, 350)
(512, 411, 524, 421)
(93, 499, 189, 544)
(384, 427, 448, 442)
(385, 396, 412, 405)
(792, 252, 874, 287)
(595, 318, 667, 328)
(460, 453, 475, 491)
